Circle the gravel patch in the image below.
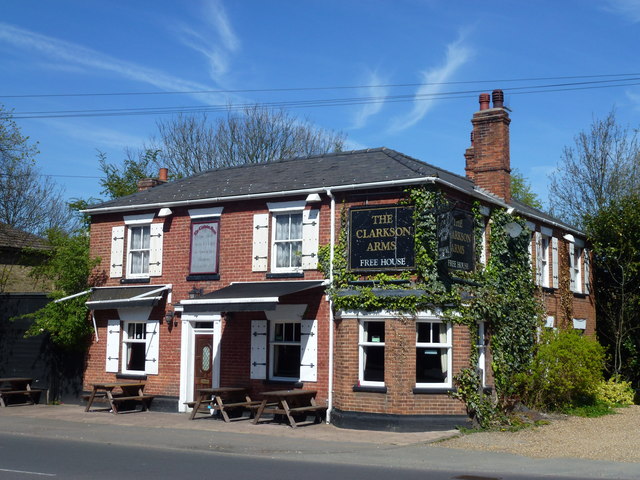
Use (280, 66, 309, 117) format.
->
(437, 405, 640, 463)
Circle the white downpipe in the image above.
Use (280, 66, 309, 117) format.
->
(325, 188, 336, 423)
(91, 311, 99, 342)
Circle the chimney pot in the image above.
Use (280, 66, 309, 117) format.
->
(479, 93, 490, 110)
(492, 89, 504, 109)
(159, 168, 168, 182)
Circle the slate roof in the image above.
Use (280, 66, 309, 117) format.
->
(84, 147, 582, 234)
(0, 222, 48, 250)
(85, 148, 477, 211)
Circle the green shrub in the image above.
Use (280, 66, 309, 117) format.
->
(596, 376, 635, 406)
(517, 329, 605, 411)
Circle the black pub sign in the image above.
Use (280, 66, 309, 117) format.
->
(437, 209, 474, 272)
(349, 205, 415, 271)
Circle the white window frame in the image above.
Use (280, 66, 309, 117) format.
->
(358, 319, 386, 387)
(540, 234, 550, 288)
(127, 224, 151, 278)
(477, 321, 486, 387)
(121, 320, 148, 375)
(269, 319, 302, 381)
(569, 238, 585, 294)
(271, 211, 304, 273)
(415, 318, 452, 389)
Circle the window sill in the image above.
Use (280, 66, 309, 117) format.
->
(266, 272, 304, 279)
(116, 373, 148, 380)
(572, 292, 588, 298)
(541, 286, 556, 293)
(412, 387, 454, 394)
(263, 379, 303, 388)
(186, 274, 220, 281)
(352, 385, 387, 394)
(120, 277, 150, 284)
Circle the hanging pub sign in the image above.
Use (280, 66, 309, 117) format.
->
(189, 220, 220, 274)
(349, 205, 415, 271)
(437, 209, 474, 272)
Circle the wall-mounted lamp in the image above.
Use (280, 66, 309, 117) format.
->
(164, 310, 177, 327)
(188, 287, 204, 299)
(305, 193, 322, 203)
(563, 233, 575, 243)
(158, 207, 173, 217)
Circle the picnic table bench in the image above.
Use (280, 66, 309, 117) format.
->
(0, 378, 44, 407)
(252, 389, 326, 428)
(189, 387, 262, 421)
(85, 382, 155, 414)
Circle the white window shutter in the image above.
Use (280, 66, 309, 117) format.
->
(148, 223, 163, 277)
(300, 319, 318, 382)
(583, 248, 591, 294)
(252, 214, 269, 272)
(301, 209, 320, 270)
(145, 320, 159, 375)
(534, 232, 543, 286)
(106, 320, 120, 372)
(569, 242, 576, 292)
(250, 320, 267, 379)
(551, 237, 559, 289)
(110, 226, 124, 278)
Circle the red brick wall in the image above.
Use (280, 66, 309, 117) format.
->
(85, 185, 595, 417)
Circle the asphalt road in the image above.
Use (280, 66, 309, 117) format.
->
(0, 433, 632, 480)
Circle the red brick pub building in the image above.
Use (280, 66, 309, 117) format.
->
(82, 91, 594, 431)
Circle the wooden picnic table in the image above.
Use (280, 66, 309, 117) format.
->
(252, 389, 326, 428)
(0, 377, 44, 407)
(85, 382, 154, 414)
(189, 387, 261, 421)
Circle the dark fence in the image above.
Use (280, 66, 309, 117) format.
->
(0, 293, 84, 403)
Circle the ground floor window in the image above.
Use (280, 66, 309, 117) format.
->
(359, 320, 385, 385)
(105, 319, 159, 375)
(270, 320, 301, 380)
(415, 319, 451, 387)
(250, 318, 318, 382)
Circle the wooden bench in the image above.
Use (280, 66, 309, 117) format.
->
(110, 394, 155, 413)
(0, 389, 44, 407)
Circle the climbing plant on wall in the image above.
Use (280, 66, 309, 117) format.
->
(318, 186, 543, 427)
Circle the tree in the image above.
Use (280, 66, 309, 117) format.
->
(585, 195, 640, 383)
(511, 168, 543, 209)
(149, 105, 346, 177)
(22, 228, 98, 350)
(548, 110, 640, 228)
(0, 105, 75, 235)
(97, 148, 158, 199)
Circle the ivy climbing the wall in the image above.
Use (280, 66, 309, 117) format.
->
(319, 186, 543, 428)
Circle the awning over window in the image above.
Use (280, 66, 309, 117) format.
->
(180, 280, 326, 313)
(86, 285, 170, 310)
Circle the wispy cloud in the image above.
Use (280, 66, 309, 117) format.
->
(174, 0, 240, 80)
(390, 37, 472, 132)
(352, 70, 389, 129)
(0, 22, 226, 104)
(42, 119, 147, 149)
(602, 0, 640, 22)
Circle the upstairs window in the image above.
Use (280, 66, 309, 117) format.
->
(273, 212, 303, 271)
(252, 201, 320, 273)
(128, 225, 150, 277)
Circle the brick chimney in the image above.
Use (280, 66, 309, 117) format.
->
(137, 167, 169, 192)
(464, 89, 511, 203)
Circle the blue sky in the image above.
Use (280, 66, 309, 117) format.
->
(1, 0, 640, 207)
